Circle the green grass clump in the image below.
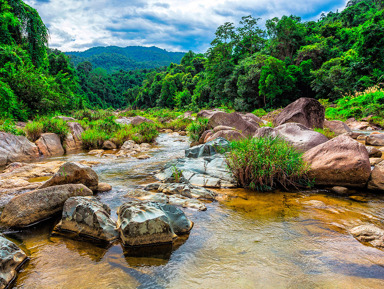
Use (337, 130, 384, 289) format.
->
(252, 108, 267, 117)
(25, 121, 44, 141)
(131, 122, 159, 144)
(111, 126, 134, 147)
(164, 117, 193, 131)
(0, 119, 25, 136)
(81, 129, 110, 149)
(73, 109, 114, 121)
(187, 118, 210, 142)
(40, 118, 69, 142)
(314, 128, 336, 139)
(226, 137, 311, 191)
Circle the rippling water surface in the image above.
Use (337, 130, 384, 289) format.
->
(3, 134, 384, 288)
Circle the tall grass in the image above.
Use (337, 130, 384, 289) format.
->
(0, 119, 25, 136)
(187, 118, 210, 142)
(25, 121, 44, 141)
(131, 122, 159, 144)
(25, 117, 69, 142)
(81, 129, 110, 149)
(226, 137, 311, 191)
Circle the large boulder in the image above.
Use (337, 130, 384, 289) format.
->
(366, 134, 384, 146)
(196, 110, 217, 118)
(205, 130, 245, 143)
(274, 123, 328, 152)
(64, 122, 84, 152)
(54, 197, 119, 242)
(368, 161, 384, 191)
(273, 98, 325, 129)
(350, 224, 384, 248)
(117, 201, 177, 246)
(241, 113, 263, 126)
(0, 184, 93, 228)
(324, 120, 352, 135)
(185, 138, 230, 158)
(35, 133, 64, 157)
(0, 132, 39, 166)
(207, 112, 259, 137)
(40, 162, 99, 191)
(303, 135, 371, 187)
(0, 236, 28, 289)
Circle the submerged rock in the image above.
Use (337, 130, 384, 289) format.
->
(54, 197, 119, 242)
(35, 133, 64, 157)
(117, 201, 177, 246)
(0, 184, 93, 228)
(0, 235, 28, 289)
(40, 162, 99, 191)
(350, 224, 384, 249)
(303, 135, 371, 188)
(273, 98, 325, 129)
(97, 183, 112, 193)
(0, 132, 40, 166)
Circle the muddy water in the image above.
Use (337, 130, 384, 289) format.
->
(3, 134, 384, 288)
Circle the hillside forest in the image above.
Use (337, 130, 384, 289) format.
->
(1, 0, 384, 121)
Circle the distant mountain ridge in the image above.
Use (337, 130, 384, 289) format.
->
(65, 46, 185, 73)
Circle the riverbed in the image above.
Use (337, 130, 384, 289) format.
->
(2, 133, 384, 288)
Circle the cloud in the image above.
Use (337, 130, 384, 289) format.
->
(24, 0, 348, 53)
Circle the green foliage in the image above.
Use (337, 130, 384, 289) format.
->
(131, 122, 159, 144)
(252, 108, 267, 117)
(25, 121, 43, 141)
(226, 137, 311, 191)
(40, 118, 69, 142)
(165, 118, 193, 131)
(325, 86, 384, 120)
(81, 129, 109, 150)
(187, 118, 210, 142)
(172, 165, 183, 183)
(0, 118, 25, 135)
(313, 128, 336, 139)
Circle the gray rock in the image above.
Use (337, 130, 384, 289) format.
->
(207, 112, 259, 137)
(368, 161, 384, 191)
(273, 98, 325, 129)
(370, 158, 383, 166)
(331, 186, 349, 195)
(350, 224, 384, 248)
(366, 146, 383, 158)
(102, 140, 117, 150)
(40, 162, 99, 191)
(366, 134, 384, 146)
(0, 184, 93, 228)
(275, 123, 328, 152)
(117, 201, 177, 246)
(205, 130, 245, 142)
(64, 122, 84, 152)
(148, 202, 193, 235)
(55, 197, 119, 242)
(324, 120, 351, 135)
(185, 137, 229, 158)
(0, 132, 40, 166)
(0, 236, 28, 289)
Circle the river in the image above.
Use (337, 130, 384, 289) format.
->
(3, 133, 384, 288)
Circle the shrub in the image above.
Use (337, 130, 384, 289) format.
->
(252, 108, 267, 117)
(187, 118, 210, 142)
(25, 121, 44, 141)
(131, 122, 159, 144)
(73, 109, 114, 121)
(92, 116, 120, 134)
(164, 118, 193, 131)
(0, 119, 25, 136)
(81, 129, 110, 149)
(313, 128, 336, 139)
(111, 126, 134, 147)
(40, 118, 69, 142)
(226, 137, 311, 191)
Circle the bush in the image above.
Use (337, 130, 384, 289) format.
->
(73, 109, 114, 121)
(25, 121, 44, 141)
(40, 118, 69, 142)
(313, 128, 336, 139)
(164, 118, 193, 131)
(131, 122, 159, 144)
(0, 119, 25, 136)
(111, 126, 134, 147)
(92, 116, 120, 134)
(187, 118, 210, 142)
(81, 129, 110, 149)
(252, 108, 267, 117)
(226, 137, 311, 191)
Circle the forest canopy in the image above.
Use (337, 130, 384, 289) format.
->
(1, 0, 384, 120)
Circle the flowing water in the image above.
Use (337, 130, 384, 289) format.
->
(2, 133, 384, 288)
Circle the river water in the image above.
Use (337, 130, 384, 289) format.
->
(3, 133, 384, 288)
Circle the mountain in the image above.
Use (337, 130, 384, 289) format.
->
(65, 46, 185, 73)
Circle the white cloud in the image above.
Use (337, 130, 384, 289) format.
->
(25, 0, 347, 52)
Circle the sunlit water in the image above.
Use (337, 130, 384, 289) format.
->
(2, 133, 384, 288)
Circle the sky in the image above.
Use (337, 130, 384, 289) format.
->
(24, 0, 349, 53)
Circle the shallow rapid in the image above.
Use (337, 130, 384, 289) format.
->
(3, 133, 384, 288)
